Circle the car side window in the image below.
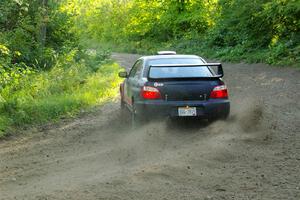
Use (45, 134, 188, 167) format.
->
(134, 61, 143, 79)
(129, 60, 143, 78)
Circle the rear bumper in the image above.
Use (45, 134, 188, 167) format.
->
(134, 99, 230, 119)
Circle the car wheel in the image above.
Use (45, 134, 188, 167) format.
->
(222, 110, 230, 120)
(130, 103, 147, 128)
(219, 107, 230, 120)
(120, 99, 127, 114)
(131, 104, 138, 128)
(120, 99, 125, 109)
(120, 98, 127, 114)
(208, 110, 230, 123)
(120, 99, 132, 126)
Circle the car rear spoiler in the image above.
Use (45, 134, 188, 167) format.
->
(149, 63, 224, 78)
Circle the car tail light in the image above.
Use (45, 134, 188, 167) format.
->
(210, 85, 228, 99)
(141, 86, 161, 99)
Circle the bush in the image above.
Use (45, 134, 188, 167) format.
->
(0, 49, 122, 137)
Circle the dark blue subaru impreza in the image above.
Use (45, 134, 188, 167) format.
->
(119, 51, 230, 124)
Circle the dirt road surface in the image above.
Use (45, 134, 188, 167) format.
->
(0, 53, 299, 200)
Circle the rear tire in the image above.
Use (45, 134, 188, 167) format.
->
(208, 110, 230, 123)
(120, 98, 127, 114)
(131, 104, 138, 129)
(120, 99, 132, 127)
(120, 99, 125, 109)
(131, 110, 137, 128)
(130, 103, 147, 129)
(222, 110, 230, 120)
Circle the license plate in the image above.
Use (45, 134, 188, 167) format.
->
(178, 107, 197, 116)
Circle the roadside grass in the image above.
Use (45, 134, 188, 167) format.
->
(0, 50, 122, 138)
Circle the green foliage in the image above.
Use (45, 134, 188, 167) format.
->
(71, 0, 299, 66)
(0, 44, 34, 88)
(0, 49, 121, 137)
(0, 0, 76, 69)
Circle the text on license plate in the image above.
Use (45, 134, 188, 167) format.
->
(178, 107, 197, 116)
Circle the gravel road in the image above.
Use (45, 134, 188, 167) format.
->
(0, 53, 299, 200)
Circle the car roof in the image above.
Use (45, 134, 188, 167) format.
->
(140, 54, 201, 62)
(138, 54, 207, 77)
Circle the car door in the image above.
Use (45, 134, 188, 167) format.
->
(124, 60, 143, 106)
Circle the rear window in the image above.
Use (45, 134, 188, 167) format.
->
(149, 66, 213, 79)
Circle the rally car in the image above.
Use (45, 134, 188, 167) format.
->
(119, 51, 230, 124)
